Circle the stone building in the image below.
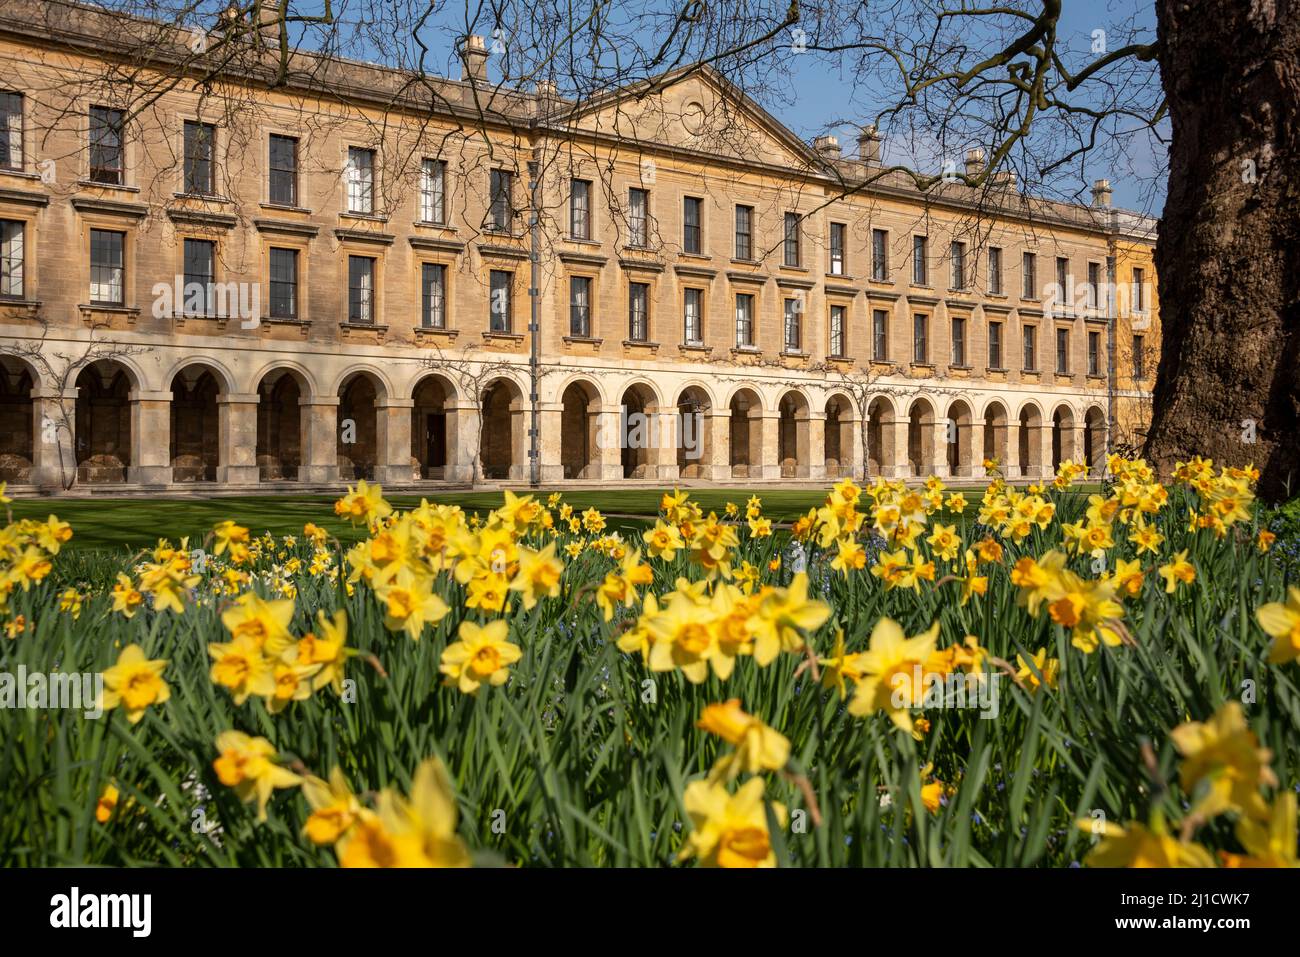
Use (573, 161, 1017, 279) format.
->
(0, 0, 1160, 491)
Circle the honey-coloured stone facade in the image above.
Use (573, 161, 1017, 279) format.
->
(0, 1, 1159, 490)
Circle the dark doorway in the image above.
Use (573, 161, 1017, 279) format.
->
(426, 413, 447, 472)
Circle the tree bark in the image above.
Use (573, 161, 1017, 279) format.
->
(1145, 0, 1300, 500)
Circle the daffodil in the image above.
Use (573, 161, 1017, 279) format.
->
(847, 617, 941, 732)
(98, 644, 170, 724)
(109, 573, 143, 618)
(508, 543, 564, 610)
(212, 520, 250, 557)
(750, 573, 830, 666)
(926, 523, 961, 562)
(334, 479, 392, 527)
(643, 520, 685, 561)
(1170, 702, 1276, 820)
(1256, 586, 1300, 664)
(1219, 793, 1298, 868)
(648, 591, 717, 683)
(440, 620, 522, 693)
(96, 784, 119, 824)
(831, 538, 867, 574)
(920, 764, 945, 814)
(212, 730, 302, 822)
(1078, 818, 1216, 868)
(221, 591, 296, 655)
(301, 767, 362, 844)
(677, 777, 784, 868)
(697, 699, 790, 781)
(1045, 571, 1125, 653)
(296, 609, 352, 693)
(1015, 648, 1060, 691)
(336, 757, 470, 868)
(1157, 549, 1196, 594)
(208, 635, 276, 705)
(376, 576, 450, 639)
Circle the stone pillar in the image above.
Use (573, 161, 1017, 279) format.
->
(655, 409, 680, 482)
(889, 418, 911, 480)
(846, 412, 865, 481)
(1071, 425, 1088, 470)
(595, 406, 624, 481)
(756, 411, 782, 481)
(1039, 423, 1057, 479)
(509, 404, 527, 482)
(30, 387, 76, 490)
(298, 396, 340, 484)
(707, 411, 731, 482)
(1005, 420, 1023, 481)
(216, 393, 261, 485)
(128, 389, 173, 485)
(445, 400, 479, 483)
(375, 397, 416, 485)
(930, 419, 950, 479)
(538, 401, 565, 483)
(806, 409, 826, 481)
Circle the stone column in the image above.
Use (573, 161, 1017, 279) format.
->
(805, 409, 826, 481)
(1071, 425, 1088, 470)
(889, 418, 911, 480)
(537, 401, 565, 483)
(128, 389, 173, 485)
(1005, 420, 1023, 481)
(655, 409, 680, 482)
(298, 396, 340, 484)
(1038, 423, 1057, 479)
(445, 400, 479, 484)
(216, 393, 261, 485)
(30, 387, 77, 490)
(755, 411, 782, 481)
(375, 397, 416, 485)
(594, 406, 624, 481)
(707, 411, 732, 482)
(846, 411, 865, 481)
(930, 418, 950, 479)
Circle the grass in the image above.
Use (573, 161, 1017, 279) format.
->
(7, 489, 831, 552)
(2, 471, 1296, 868)
(10, 483, 1105, 552)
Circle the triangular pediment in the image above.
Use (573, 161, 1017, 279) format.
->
(568, 67, 821, 170)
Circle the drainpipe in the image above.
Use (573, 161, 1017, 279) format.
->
(528, 156, 541, 488)
(1106, 242, 1117, 464)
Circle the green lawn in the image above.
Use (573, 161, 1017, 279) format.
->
(10, 483, 1102, 553)
(8, 488, 833, 553)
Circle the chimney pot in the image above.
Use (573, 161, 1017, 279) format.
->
(254, 1, 281, 46)
(964, 148, 986, 178)
(857, 124, 882, 164)
(459, 34, 489, 84)
(1091, 178, 1113, 207)
(813, 134, 841, 158)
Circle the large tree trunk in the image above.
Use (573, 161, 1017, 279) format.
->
(1144, 0, 1300, 500)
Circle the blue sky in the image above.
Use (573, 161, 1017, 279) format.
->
(269, 0, 1166, 214)
(767, 2, 1165, 213)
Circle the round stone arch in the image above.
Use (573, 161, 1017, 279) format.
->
(410, 371, 460, 481)
(1015, 400, 1046, 479)
(165, 360, 234, 482)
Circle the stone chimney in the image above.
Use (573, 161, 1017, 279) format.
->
(857, 124, 882, 164)
(964, 148, 986, 179)
(459, 35, 489, 84)
(991, 169, 1018, 190)
(256, 1, 281, 47)
(1091, 178, 1113, 207)
(533, 79, 559, 116)
(813, 135, 841, 159)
